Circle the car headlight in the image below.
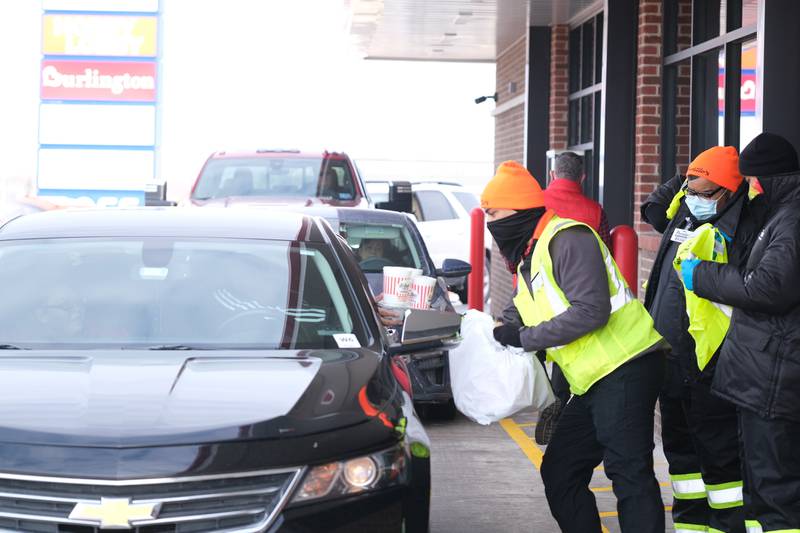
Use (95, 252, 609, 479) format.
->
(290, 443, 409, 504)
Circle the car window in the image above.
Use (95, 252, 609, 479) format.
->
(414, 191, 456, 221)
(339, 222, 422, 273)
(192, 157, 356, 201)
(452, 191, 479, 214)
(0, 238, 365, 350)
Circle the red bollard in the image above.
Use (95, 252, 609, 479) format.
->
(611, 225, 638, 297)
(468, 208, 485, 311)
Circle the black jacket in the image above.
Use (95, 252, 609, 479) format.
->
(693, 172, 800, 421)
(641, 175, 766, 380)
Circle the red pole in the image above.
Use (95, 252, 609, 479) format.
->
(611, 225, 638, 297)
(468, 208, 485, 311)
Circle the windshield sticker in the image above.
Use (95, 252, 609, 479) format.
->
(333, 333, 361, 348)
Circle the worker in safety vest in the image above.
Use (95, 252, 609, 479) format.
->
(532, 151, 613, 446)
(685, 133, 800, 533)
(641, 146, 767, 533)
(485, 160, 666, 533)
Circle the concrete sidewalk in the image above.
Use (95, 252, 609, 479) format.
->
(427, 406, 674, 533)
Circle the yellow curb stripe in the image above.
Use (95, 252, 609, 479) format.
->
(601, 526, 610, 533)
(499, 418, 544, 469)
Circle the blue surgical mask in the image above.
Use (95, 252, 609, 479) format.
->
(685, 195, 718, 220)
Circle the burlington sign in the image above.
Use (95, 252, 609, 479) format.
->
(41, 60, 156, 102)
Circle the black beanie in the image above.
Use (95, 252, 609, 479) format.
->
(739, 132, 800, 177)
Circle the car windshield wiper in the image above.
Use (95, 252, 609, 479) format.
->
(0, 344, 29, 350)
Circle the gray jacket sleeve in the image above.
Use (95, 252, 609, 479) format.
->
(519, 226, 612, 352)
(501, 299, 523, 328)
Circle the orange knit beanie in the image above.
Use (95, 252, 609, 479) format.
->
(481, 161, 545, 209)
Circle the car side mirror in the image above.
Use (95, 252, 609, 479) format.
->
(375, 181, 412, 213)
(399, 309, 461, 346)
(436, 258, 472, 279)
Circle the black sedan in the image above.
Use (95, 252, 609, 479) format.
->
(0, 208, 460, 532)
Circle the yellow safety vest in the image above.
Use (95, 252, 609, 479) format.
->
(513, 216, 663, 395)
(666, 186, 686, 220)
(673, 224, 732, 370)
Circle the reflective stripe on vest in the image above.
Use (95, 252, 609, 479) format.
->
(673, 223, 733, 371)
(706, 480, 743, 509)
(671, 472, 706, 500)
(512, 216, 663, 395)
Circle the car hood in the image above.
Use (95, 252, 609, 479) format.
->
(0, 349, 392, 447)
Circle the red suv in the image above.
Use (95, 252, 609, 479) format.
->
(189, 149, 371, 208)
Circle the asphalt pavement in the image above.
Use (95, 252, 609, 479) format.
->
(425, 405, 674, 533)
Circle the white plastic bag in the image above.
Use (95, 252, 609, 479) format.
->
(449, 309, 555, 425)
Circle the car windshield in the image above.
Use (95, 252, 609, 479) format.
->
(0, 238, 366, 350)
(192, 157, 356, 201)
(339, 222, 423, 273)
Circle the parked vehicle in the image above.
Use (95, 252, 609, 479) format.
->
(0, 208, 460, 532)
(366, 180, 491, 304)
(189, 149, 371, 208)
(298, 206, 471, 420)
(0, 196, 61, 225)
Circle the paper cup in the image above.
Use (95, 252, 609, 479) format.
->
(411, 275, 437, 309)
(383, 266, 415, 307)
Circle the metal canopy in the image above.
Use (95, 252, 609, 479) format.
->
(346, 0, 602, 62)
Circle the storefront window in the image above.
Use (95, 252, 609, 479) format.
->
(566, 12, 603, 199)
(741, 0, 758, 27)
(740, 40, 759, 147)
(663, 0, 759, 175)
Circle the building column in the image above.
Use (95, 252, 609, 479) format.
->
(760, 0, 800, 149)
(525, 26, 551, 188)
(600, 0, 638, 228)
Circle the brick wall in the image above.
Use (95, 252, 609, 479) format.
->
(490, 36, 527, 317)
(637, 0, 693, 288)
(550, 25, 570, 150)
(634, 0, 663, 292)
(496, 36, 527, 105)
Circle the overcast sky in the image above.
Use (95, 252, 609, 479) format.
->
(0, 0, 496, 200)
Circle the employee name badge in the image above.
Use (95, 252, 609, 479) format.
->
(671, 228, 696, 244)
(333, 333, 361, 348)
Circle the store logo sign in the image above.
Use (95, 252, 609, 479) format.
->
(43, 14, 157, 57)
(41, 60, 156, 102)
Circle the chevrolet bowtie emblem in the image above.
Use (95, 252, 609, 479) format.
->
(69, 497, 160, 529)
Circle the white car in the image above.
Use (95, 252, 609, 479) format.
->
(366, 180, 491, 303)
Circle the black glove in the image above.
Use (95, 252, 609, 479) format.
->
(493, 325, 522, 348)
(644, 203, 669, 234)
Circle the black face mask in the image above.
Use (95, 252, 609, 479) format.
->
(487, 208, 546, 272)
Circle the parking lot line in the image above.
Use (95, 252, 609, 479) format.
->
(499, 418, 543, 469)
